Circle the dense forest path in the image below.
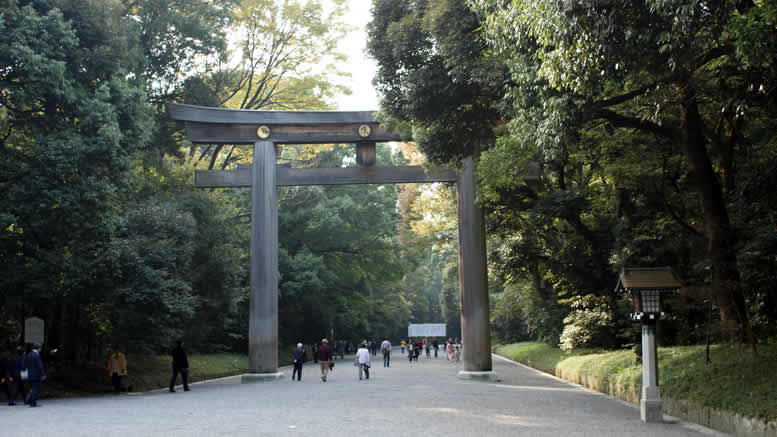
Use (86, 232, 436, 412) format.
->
(1, 351, 724, 436)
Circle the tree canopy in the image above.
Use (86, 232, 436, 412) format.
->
(368, 0, 777, 347)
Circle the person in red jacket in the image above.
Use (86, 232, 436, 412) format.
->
(316, 339, 333, 382)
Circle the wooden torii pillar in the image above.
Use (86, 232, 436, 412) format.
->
(167, 103, 532, 381)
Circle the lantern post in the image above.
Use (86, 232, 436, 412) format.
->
(615, 267, 681, 423)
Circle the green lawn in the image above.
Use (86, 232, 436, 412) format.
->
(494, 342, 777, 422)
(45, 350, 296, 396)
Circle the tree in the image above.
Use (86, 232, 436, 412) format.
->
(469, 0, 777, 341)
(0, 0, 152, 359)
(367, 0, 507, 164)
(186, 0, 353, 170)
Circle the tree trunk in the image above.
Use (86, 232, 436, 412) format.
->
(678, 85, 749, 341)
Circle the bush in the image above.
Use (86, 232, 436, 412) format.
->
(559, 295, 619, 351)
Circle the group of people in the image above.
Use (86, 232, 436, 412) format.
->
(291, 338, 393, 383)
(1, 340, 191, 408)
(400, 338, 460, 361)
(0, 343, 46, 407)
(104, 341, 190, 395)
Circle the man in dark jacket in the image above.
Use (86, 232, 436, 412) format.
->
(24, 344, 45, 407)
(10, 346, 25, 404)
(291, 343, 306, 381)
(0, 344, 12, 405)
(169, 341, 190, 392)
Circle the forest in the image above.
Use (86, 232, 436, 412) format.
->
(1, 0, 776, 377)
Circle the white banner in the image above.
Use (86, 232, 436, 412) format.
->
(408, 323, 446, 338)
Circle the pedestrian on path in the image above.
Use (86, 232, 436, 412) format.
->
(24, 343, 45, 407)
(446, 339, 455, 361)
(317, 339, 332, 382)
(400, 340, 405, 356)
(433, 339, 439, 359)
(425, 341, 431, 359)
(380, 339, 391, 367)
(106, 345, 128, 394)
(169, 341, 190, 392)
(355, 342, 370, 380)
(291, 343, 306, 381)
(1, 343, 13, 405)
(407, 342, 413, 363)
(336, 341, 345, 360)
(10, 346, 25, 404)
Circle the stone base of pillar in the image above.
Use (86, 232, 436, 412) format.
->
(457, 370, 499, 382)
(640, 399, 663, 423)
(240, 372, 284, 383)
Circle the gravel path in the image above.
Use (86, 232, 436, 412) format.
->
(0, 351, 726, 436)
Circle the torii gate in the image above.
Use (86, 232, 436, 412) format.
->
(167, 103, 532, 381)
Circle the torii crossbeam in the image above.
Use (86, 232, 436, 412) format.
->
(167, 103, 536, 381)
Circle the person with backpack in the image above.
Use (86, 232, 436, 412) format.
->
(380, 339, 391, 367)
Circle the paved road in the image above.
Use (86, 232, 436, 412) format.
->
(0, 351, 725, 436)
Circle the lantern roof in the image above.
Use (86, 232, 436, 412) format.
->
(615, 267, 682, 292)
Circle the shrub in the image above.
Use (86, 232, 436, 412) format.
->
(559, 294, 619, 351)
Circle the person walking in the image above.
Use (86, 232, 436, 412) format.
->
(106, 345, 128, 394)
(425, 341, 431, 359)
(336, 341, 345, 360)
(400, 340, 405, 356)
(355, 342, 371, 380)
(446, 339, 455, 361)
(317, 339, 332, 382)
(10, 346, 25, 405)
(24, 343, 45, 407)
(380, 338, 391, 367)
(1, 344, 12, 405)
(433, 339, 439, 359)
(407, 342, 413, 363)
(291, 343, 306, 381)
(312, 343, 319, 364)
(169, 341, 190, 392)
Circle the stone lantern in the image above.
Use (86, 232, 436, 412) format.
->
(615, 267, 681, 423)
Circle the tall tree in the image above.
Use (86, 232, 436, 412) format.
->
(469, 0, 777, 341)
(0, 0, 152, 358)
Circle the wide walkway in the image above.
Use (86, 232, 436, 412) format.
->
(0, 351, 725, 436)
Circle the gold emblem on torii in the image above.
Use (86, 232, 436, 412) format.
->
(358, 124, 372, 138)
(256, 125, 271, 139)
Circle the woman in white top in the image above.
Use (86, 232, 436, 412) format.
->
(356, 342, 371, 380)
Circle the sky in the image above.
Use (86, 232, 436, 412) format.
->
(331, 0, 380, 111)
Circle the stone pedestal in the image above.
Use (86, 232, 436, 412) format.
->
(640, 323, 662, 422)
(241, 372, 284, 384)
(457, 370, 499, 382)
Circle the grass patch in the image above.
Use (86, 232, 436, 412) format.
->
(495, 342, 777, 422)
(46, 350, 296, 397)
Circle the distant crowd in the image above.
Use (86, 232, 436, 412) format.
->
(291, 337, 462, 382)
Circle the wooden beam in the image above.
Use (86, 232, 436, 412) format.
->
(167, 103, 380, 125)
(356, 142, 376, 166)
(183, 121, 401, 144)
(166, 103, 402, 144)
(195, 166, 459, 187)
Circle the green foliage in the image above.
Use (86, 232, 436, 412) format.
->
(558, 295, 633, 351)
(496, 342, 777, 422)
(367, 0, 506, 164)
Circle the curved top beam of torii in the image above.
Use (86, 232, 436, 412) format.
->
(166, 103, 402, 144)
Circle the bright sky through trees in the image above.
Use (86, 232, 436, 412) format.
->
(332, 0, 379, 110)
